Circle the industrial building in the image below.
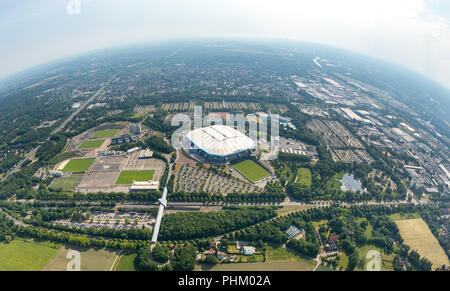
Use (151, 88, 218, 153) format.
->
(183, 125, 256, 164)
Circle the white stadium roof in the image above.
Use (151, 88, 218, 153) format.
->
(184, 125, 256, 157)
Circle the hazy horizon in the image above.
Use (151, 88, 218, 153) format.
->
(1, 0, 449, 88)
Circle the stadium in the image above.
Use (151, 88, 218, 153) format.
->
(183, 125, 256, 164)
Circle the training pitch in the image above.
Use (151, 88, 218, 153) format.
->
(93, 129, 118, 138)
(232, 160, 270, 182)
(49, 174, 83, 191)
(115, 170, 155, 184)
(78, 140, 105, 149)
(62, 158, 95, 172)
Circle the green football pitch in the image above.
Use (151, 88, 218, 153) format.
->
(62, 158, 95, 172)
(78, 140, 105, 149)
(115, 170, 155, 184)
(93, 129, 118, 138)
(232, 160, 270, 182)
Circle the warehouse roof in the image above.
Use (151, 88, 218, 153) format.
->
(184, 125, 256, 157)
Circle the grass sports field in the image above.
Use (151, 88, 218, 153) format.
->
(78, 139, 105, 149)
(42, 245, 120, 271)
(113, 253, 139, 271)
(232, 160, 270, 182)
(62, 158, 95, 172)
(395, 218, 449, 268)
(49, 174, 83, 191)
(0, 238, 61, 271)
(93, 129, 118, 138)
(115, 170, 155, 184)
(296, 168, 312, 186)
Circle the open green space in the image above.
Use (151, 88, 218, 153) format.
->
(62, 158, 95, 172)
(42, 245, 119, 271)
(266, 245, 316, 265)
(389, 212, 420, 221)
(232, 160, 270, 182)
(48, 152, 76, 166)
(355, 245, 395, 271)
(49, 174, 83, 191)
(296, 168, 312, 186)
(115, 170, 155, 184)
(78, 140, 105, 149)
(326, 171, 344, 190)
(113, 253, 139, 271)
(0, 238, 61, 271)
(315, 264, 335, 271)
(93, 129, 118, 138)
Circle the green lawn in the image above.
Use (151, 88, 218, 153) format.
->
(389, 212, 420, 221)
(355, 245, 394, 271)
(62, 158, 95, 172)
(315, 264, 335, 271)
(42, 245, 119, 271)
(93, 129, 118, 138)
(0, 238, 61, 271)
(78, 140, 105, 149)
(296, 168, 312, 186)
(49, 174, 83, 191)
(326, 171, 344, 190)
(266, 245, 315, 265)
(232, 160, 270, 182)
(115, 170, 155, 184)
(114, 253, 139, 271)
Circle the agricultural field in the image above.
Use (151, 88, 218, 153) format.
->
(42, 245, 120, 271)
(78, 140, 105, 149)
(62, 158, 95, 173)
(93, 129, 118, 138)
(296, 168, 312, 186)
(0, 238, 61, 271)
(232, 160, 270, 182)
(395, 218, 449, 269)
(49, 174, 83, 191)
(115, 170, 155, 184)
(113, 253, 139, 271)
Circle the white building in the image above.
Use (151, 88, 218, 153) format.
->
(130, 180, 159, 192)
(241, 246, 255, 255)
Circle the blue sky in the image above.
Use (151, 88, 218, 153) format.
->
(1, 0, 449, 87)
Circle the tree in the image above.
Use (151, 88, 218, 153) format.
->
(204, 255, 218, 265)
(151, 244, 171, 264)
